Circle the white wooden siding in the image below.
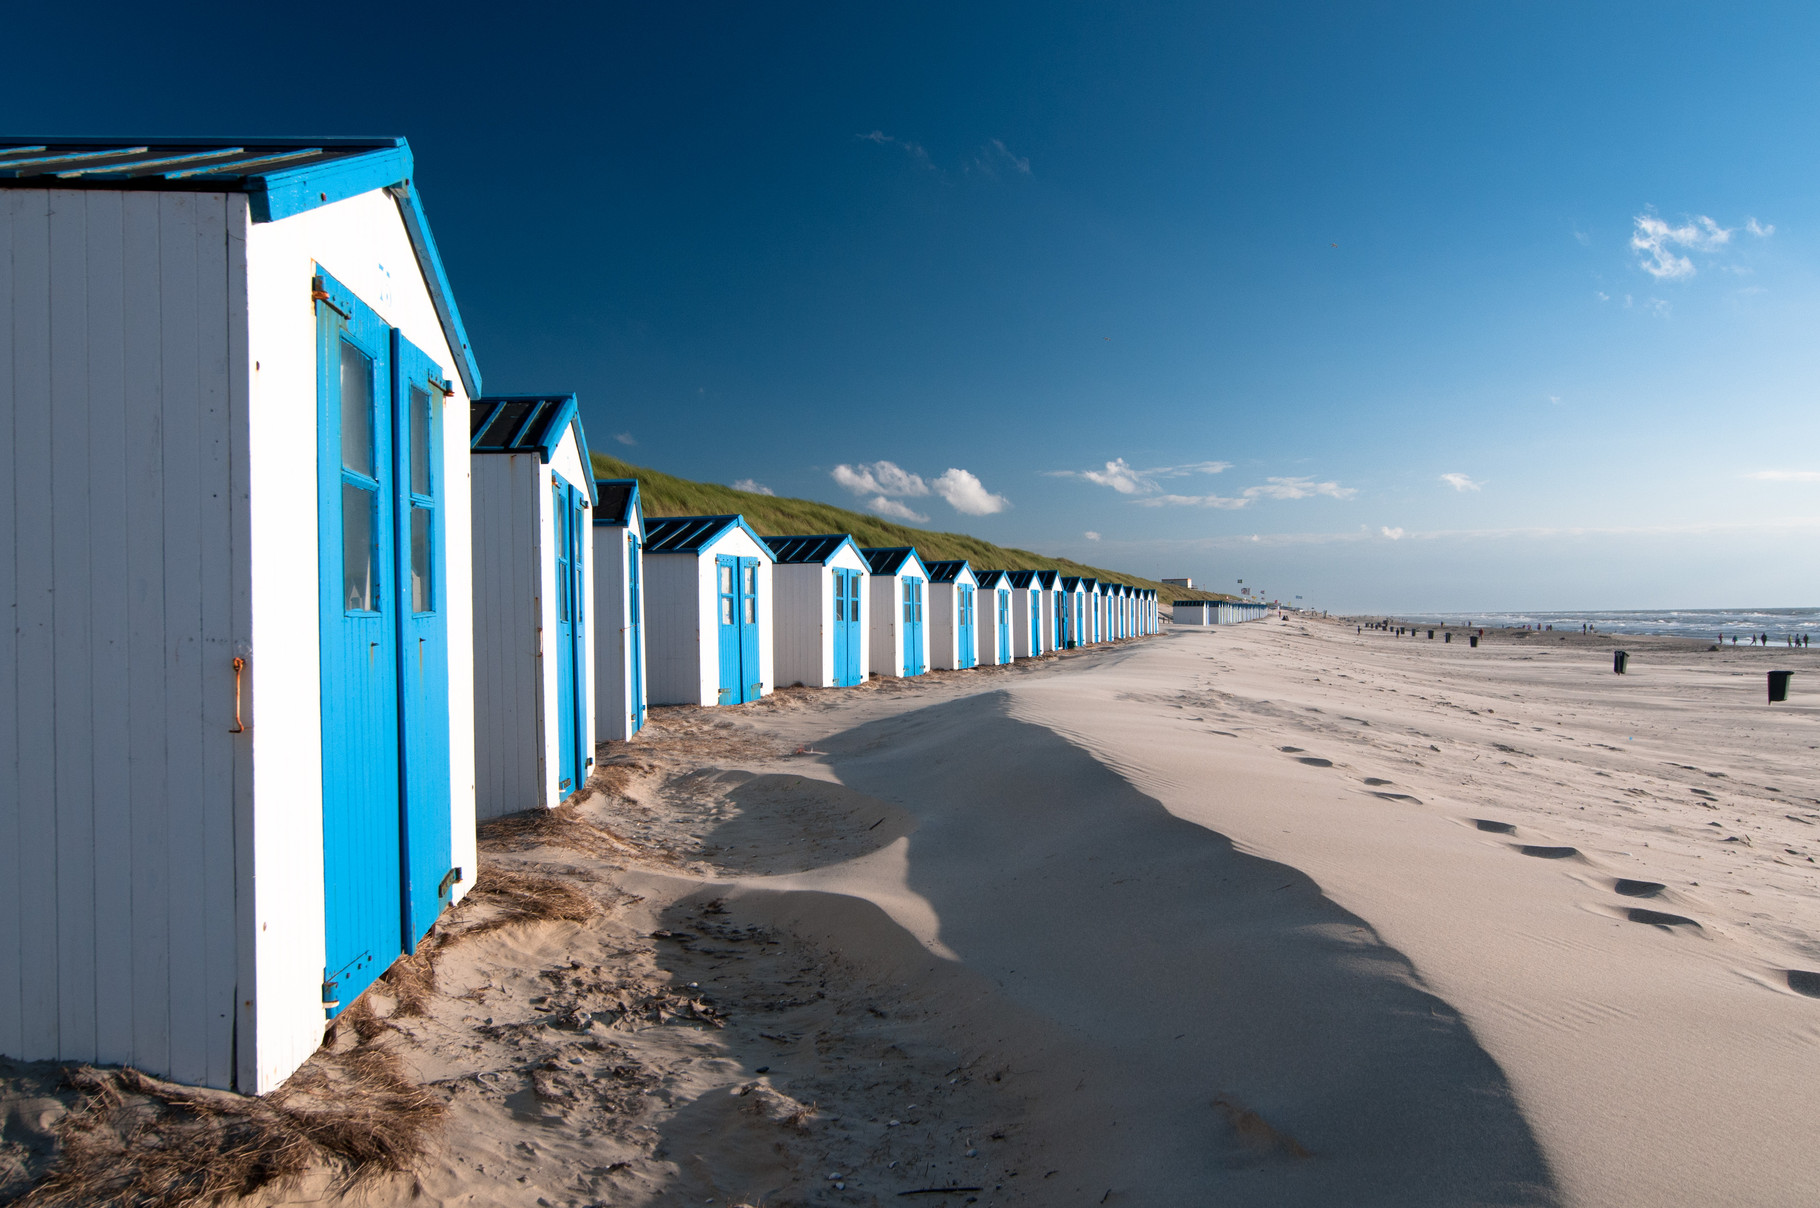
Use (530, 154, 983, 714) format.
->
(643, 553, 706, 705)
(471, 454, 543, 818)
(868, 573, 905, 677)
(591, 505, 644, 742)
(2, 189, 243, 1089)
(772, 563, 827, 687)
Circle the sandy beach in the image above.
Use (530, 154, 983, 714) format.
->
(9, 616, 1820, 1206)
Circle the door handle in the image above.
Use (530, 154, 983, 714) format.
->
(229, 657, 246, 733)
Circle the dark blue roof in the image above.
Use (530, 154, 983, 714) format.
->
(470, 395, 594, 504)
(767, 534, 863, 565)
(974, 569, 1008, 588)
(861, 547, 926, 577)
(591, 479, 640, 527)
(923, 559, 974, 584)
(1006, 570, 1040, 589)
(1060, 576, 1083, 590)
(644, 514, 775, 558)
(1034, 570, 1060, 589)
(0, 136, 480, 398)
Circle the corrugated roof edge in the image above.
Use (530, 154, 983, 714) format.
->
(766, 533, 865, 565)
(643, 514, 777, 559)
(859, 546, 929, 578)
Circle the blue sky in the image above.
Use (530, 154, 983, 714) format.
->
(13, 2, 1820, 611)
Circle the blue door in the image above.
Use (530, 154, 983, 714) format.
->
(391, 332, 453, 947)
(552, 479, 588, 794)
(957, 584, 976, 668)
(716, 555, 740, 704)
(902, 576, 925, 675)
(1053, 591, 1065, 650)
(831, 568, 863, 687)
(997, 589, 1011, 663)
(316, 270, 403, 1015)
(627, 532, 645, 733)
(738, 557, 762, 701)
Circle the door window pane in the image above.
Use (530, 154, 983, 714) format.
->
(744, 566, 755, 594)
(744, 597, 755, 623)
(342, 481, 377, 611)
(340, 341, 374, 476)
(410, 385, 432, 496)
(720, 565, 733, 593)
(411, 505, 431, 613)
(721, 596, 734, 624)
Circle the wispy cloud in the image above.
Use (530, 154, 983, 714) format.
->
(1084, 531, 1101, 541)
(1380, 526, 1406, 540)
(1630, 209, 1771, 280)
(1440, 472, 1483, 492)
(1138, 492, 1251, 509)
(932, 468, 1009, 515)
(1747, 469, 1820, 482)
(971, 138, 1031, 177)
(731, 478, 774, 496)
(868, 496, 929, 523)
(857, 130, 934, 170)
(832, 460, 929, 498)
(1243, 477, 1357, 501)
(614, 432, 636, 446)
(1052, 457, 1232, 495)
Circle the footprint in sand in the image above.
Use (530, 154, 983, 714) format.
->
(1363, 777, 1394, 786)
(1372, 791, 1421, 802)
(1626, 908, 1700, 928)
(1298, 757, 1334, 767)
(1516, 844, 1580, 859)
(1279, 746, 1304, 753)
(1474, 820, 1517, 834)
(1613, 879, 1667, 898)
(1786, 970, 1820, 998)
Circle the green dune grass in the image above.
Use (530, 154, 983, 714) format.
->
(589, 453, 1227, 604)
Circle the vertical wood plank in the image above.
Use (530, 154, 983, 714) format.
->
(84, 191, 134, 1065)
(0, 194, 24, 1057)
(192, 193, 237, 1087)
(159, 191, 207, 1084)
(12, 190, 61, 1058)
(121, 192, 169, 1074)
(224, 195, 256, 1094)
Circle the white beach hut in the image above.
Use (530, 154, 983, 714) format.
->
(0, 136, 481, 1092)
(768, 534, 871, 688)
(1174, 600, 1216, 625)
(1059, 576, 1090, 648)
(973, 571, 1016, 666)
(924, 560, 981, 671)
(1083, 578, 1104, 644)
(862, 547, 931, 678)
(470, 396, 596, 819)
(591, 478, 648, 743)
(1007, 570, 1046, 657)
(1035, 569, 1064, 653)
(642, 516, 775, 706)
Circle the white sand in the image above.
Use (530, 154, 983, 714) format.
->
(18, 618, 1816, 1206)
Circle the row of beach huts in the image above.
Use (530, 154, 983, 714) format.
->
(0, 137, 1258, 1096)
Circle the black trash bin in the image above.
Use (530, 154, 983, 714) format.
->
(1427, 629, 1435, 639)
(1769, 670, 1794, 704)
(1469, 635, 1478, 648)
(1614, 650, 1629, 674)
(1445, 632, 1451, 643)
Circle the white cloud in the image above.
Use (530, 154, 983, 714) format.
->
(1381, 526, 1406, 540)
(832, 460, 930, 498)
(1137, 492, 1250, 509)
(1747, 469, 1820, 482)
(972, 138, 1031, 177)
(858, 130, 934, 170)
(867, 495, 929, 523)
(1747, 218, 1775, 237)
(731, 478, 774, 496)
(1630, 212, 1735, 280)
(933, 468, 1010, 515)
(1057, 457, 1232, 495)
(614, 432, 636, 446)
(1084, 531, 1101, 541)
(1243, 477, 1357, 501)
(1440, 472, 1482, 492)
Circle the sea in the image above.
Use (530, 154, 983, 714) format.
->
(1388, 608, 1820, 641)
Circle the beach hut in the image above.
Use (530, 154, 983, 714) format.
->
(1036, 570, 1064, 652)
(642, 516, 775, 706)
(1174, 600, 1215, 625)
(973, 571, 1016, 666)
(1059, 577, 1090, 648)
(768, 534, 871, 688)
(924, 560, 981, 671)
(591, 478, 647, 743)
(0, 136, 482, 1092)
(862, 547, 931, 678)
(1007, 570, 1046, 657)
(470, 396, 596, 820)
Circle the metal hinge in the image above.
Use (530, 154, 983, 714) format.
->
(438, 866, 464, 898)
(310, 275, 350, 319)
(321, 980, 340, 1010)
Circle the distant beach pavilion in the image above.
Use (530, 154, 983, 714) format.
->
(470, 395, 597, 820)
(1006, 570, 1047, 657)
(590, 478, 648, 743)
(0, 136, 484, 1092)
(861, 547, 931, 678)
(924, 560, 981, 671)
(767, 534, 871, 688)
(973, 571, 1016, 666)
(641, 516, 775, 705)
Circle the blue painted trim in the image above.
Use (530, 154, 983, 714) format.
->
(250, 145, 410, 219)
(645, 514, 777, 560)
(590, 478, 641, 527)
(387, 180, 483, 400)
